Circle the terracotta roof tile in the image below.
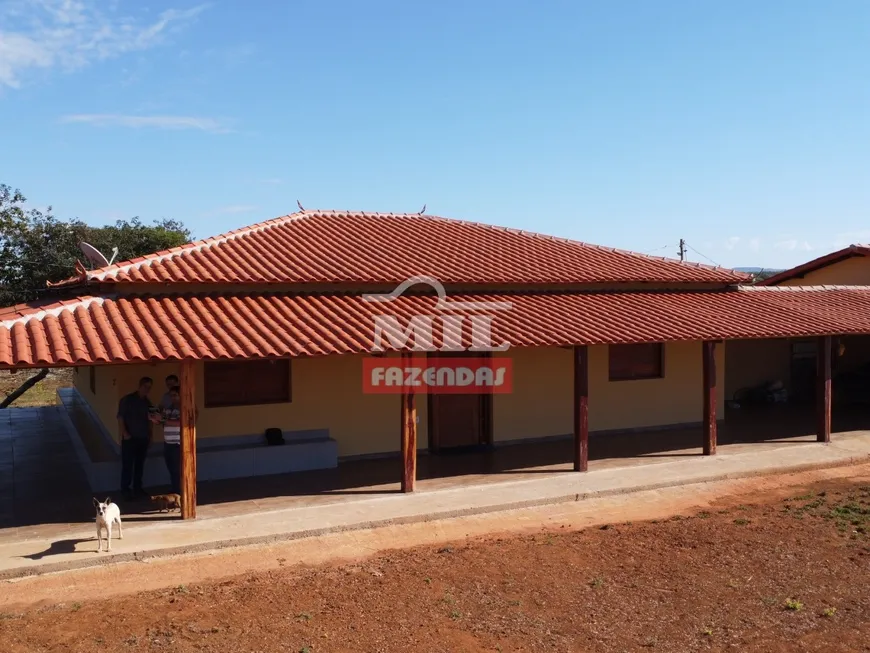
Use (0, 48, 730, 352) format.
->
(1, 286, 869, 368)
(67, 210, 748, 286)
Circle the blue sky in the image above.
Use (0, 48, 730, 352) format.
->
(1, 1, 868, 270)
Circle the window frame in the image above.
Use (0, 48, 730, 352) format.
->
(608, 343, 665, 382)
(204, 359, 292, 408)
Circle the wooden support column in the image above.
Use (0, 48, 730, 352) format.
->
(573, 345, 589, 472)
(702, 341, 717, 456)
(817, 335, 832, 443)
(400, 351, 417, 492)
(180, 359, 198, 519)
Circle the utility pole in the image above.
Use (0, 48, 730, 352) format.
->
(678, 239, 686, 262)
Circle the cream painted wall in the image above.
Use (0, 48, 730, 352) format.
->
(779, 256, 870, 286)
(74, 365, 120, 441)
(492, 342, 725, 441)
(78, 342, 724, 457)
(492, 346, 573, 442)
(587, 341, 725, 432)
(104, 354, 428, 457)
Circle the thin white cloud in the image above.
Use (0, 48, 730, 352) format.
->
(833, 230, 870, 248)
(774, 239, 798, 251)
(0, 1, 207, 88)
(60, 113, 230, 132)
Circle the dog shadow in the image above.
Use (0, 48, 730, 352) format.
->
(20, 538, 96, 560)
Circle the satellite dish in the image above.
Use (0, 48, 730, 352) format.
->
(78, 242, 110, 269)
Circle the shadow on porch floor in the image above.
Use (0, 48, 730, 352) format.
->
(1, 403, 868, 537)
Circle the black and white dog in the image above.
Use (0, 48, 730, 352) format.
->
(93, 497, 123, 552)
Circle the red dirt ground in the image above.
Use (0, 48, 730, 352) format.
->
(2, 475, 870, 652)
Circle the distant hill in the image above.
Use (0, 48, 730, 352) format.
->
(733, 267, 785, 274)
(733, 267, 786, 282)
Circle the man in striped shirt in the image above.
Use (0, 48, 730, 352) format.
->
(161, 385, 182, 495)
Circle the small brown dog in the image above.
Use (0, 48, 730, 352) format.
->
(150, 493, 181, 513)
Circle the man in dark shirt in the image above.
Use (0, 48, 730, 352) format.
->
(118, 377, 156, 500)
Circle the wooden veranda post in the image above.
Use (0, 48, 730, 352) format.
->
(180, 359, 198, 519)
(400, 351, 417, 492)
(573, 345, 589, 472)
(817, 335, 832, 444)
(702, 341, 717, 456)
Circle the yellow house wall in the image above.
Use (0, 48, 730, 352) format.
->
(79, 342, 724, 457)
(779, 256, 870, 286)
(492, 342, 725, 441)
(101, 354, 428, 457)
(73, 365, 120, 441)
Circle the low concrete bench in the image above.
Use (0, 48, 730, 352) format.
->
(58, 388, 338, 493)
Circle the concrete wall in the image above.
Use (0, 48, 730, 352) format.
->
(77, 342, 725, 458)
(779, 256, 870, 286)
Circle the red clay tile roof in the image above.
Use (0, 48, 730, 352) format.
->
(60, 210, 749, 286)
(1, 286, 869, 367)
(759, 244, 870, 286)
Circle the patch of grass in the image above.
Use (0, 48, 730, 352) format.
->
(697, 511, 711, 519)
(784, 598, 804, 612)
(296, 612, 313, 622)
(437, 546, 453, 554)
(701, 628, 713, 637)
(822, 607, 837, 617)
(589, 577, 604, 588)
(300, 646, 312, 653)
(174, 585, 189, 594)
(0, 369, 73, 407)
(71, 602, 82, 611)
(733, 518, 750, 526)
(450, 609, 461, 620)
(441, 593, 455, 606)
(423, 577, 432, 585)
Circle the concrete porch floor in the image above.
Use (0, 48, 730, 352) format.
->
(0, 403, 869, 578)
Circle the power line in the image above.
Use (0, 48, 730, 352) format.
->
(642, 245, 671, 255)
(684, 241, 721, 268)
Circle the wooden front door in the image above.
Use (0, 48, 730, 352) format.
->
(429, 393, 490, 450)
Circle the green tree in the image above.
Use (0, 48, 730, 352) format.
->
(0, 184, 190, 305)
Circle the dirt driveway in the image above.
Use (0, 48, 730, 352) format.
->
(2, 464, 870, 652)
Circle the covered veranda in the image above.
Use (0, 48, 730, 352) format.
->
(2, 286, 870, 521)
(2, 400, 869, 541)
